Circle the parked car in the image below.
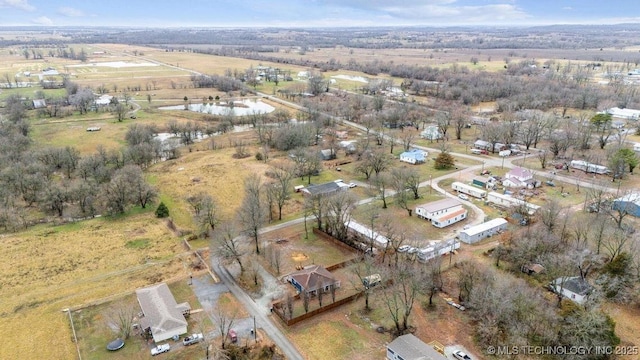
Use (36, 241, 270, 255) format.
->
(458, 193, 469, 201)
(453, 350, 472, 360)
(348, 182, 357, 188)
(151, 344, 170, 356)
(228, 329, 238, 343)
(397, 245, 411, 253)
(183, 333, 204, 346)
(407, 247, 418, 254)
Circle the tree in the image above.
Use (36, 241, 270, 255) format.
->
(238, 176, 266, 254)
(187, 193, 221, 236)
(69, 87, 95, 115)
(155, 202, 169, 218)
(104, 304, 137, 340)
(380, 261, 421, 335)
(558, 308, 620, 360)
(213, 308, 237, 350)
(350, 257, 379, 311)
(268, 162, 294, 220)
(212, 222, 244, 272)
(434, 151, 455, 169)
(591, 113, 613, 149)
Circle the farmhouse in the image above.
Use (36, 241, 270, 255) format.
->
(503, 167, 539, 188)
(487, 192, 541, 214)
(399, 148, 427, 164)
(420, 125, 443, 140)
(300, 181, 347, 197)
(415, 198, 467, 228)
(136, 283, 191, 343)
(549, 276, 592, 304)
(606, 107, 640, 121)
(387, 334, 448, 360)
(612, 193, 640, 217)
(286, 265, 340, 296)
(457, 218, 508, 244)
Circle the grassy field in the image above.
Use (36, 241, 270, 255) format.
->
(0, 210, 189, 360)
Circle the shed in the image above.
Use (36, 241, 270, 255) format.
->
(458, 218, 507, 244)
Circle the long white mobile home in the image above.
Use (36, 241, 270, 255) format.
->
(452, 182, 487, 199)
(417, 239, 460, 263)
(570, 160, 609, 174)
(487, 192, 541, 214)
(458, 218, 508, 244)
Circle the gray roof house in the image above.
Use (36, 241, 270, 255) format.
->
(387, 334, 447, 360)
(300, 181, 347, 197)
(549, 276, 592, 305)
(286, 265, 340, 296)
(136, 283, 191, 342)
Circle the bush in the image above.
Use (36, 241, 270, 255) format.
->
(155, 202, 169, 218)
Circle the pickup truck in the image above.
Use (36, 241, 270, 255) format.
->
(182, 333, 204, 346)
(150, 344, 170, 356)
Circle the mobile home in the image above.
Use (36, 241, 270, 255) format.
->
(570, 160, 609, 174)
(417, 239, 460, 263)
(487, 192, 541, 214)
(452, 181, 487, 199)
(458, 218, 508, 244)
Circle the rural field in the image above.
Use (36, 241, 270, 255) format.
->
(1, 24, 640, 360)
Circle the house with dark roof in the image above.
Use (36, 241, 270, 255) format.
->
(286, 265, 340, 296)
(549, 276, 592, 304)
(415, 198, 467, 228)
(300, 181, 347, 197)
(387, 334, 448, 360)
(612, 193, 640, 217)
(136, 283, 191, 342)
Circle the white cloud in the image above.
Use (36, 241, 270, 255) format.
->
(58, 6, 85, 17)
(562, 6, 572, 10)
(381, 3, 529, 24)
(32, 16, 53, 25)
(0, 0, 35, 11)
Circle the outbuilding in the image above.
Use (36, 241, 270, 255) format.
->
(457, 218, 508, 244)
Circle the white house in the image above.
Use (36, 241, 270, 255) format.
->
(606, 107, 640, 121)
(346, 220, 389, 248)
(503, 167, 538, 188)
(458, 218, 508, 244)
(399, 149, 427, 164)
(415, 198, 467, 228)
(420, 125, 443, 140)
(549, 276, 592, 304)
(417, 239, 460, 263)
(136, 283, 190, 342)
(487, 192, 541, 214)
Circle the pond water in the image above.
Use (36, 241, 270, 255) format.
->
(159, 99, 275, 116)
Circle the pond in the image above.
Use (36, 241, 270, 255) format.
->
(159, 99, 275, 116)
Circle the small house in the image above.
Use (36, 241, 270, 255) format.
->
(473, 140, 491, 151)
(415, 198, 467, 228)
(458, 218, 508, 244)
(319, 149, 336, 161)
(549, 276, 592, 304)
(503, 167, 538, 188)
(387, 334, 448, 360)
(521, 263, 545, 275)
(633, 143, 640, 153)
(136, 283, 190, 343)
(286, 265, 340, 296)
(32, 99, 46, 109)
(300, 181, 347, 197)
(612, 193, 640, 217)
(420, 126, 443, 141)
(399, 149, 427, 164)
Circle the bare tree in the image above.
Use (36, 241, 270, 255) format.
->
(104, 304, 137, 340)
(212, 222, 244, 272)
(238, 176, 267, 254)
(213, 308, 237, 350)
(380, 261, 421, 335)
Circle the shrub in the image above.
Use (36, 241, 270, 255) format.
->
(155, 202, 169, 218)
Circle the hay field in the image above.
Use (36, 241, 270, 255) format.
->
(0, 212, 188, 360)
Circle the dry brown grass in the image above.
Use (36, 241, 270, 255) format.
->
(0, 212, 189, 360)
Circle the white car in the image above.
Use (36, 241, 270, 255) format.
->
(407, 247, 418, 254)
(348, 182, 357, 188)
(183, 333, 204, 346)
(397, 245, 411, 253)
(151, 344, 170, 356)
(453, 350, 472, 360)
(458, 193, 469, 201)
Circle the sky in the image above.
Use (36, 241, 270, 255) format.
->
(0, 0, 639, 28)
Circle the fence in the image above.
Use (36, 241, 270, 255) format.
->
(273, 291, 362, 326)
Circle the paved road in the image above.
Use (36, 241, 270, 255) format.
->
(211, 261, 305, 360)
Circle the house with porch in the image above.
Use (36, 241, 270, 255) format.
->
(415, 198, 467, 228)
(503, 167, 539, 188)
(286, 265, 340, 296)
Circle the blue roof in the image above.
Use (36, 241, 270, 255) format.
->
(400, 149, 426, 161)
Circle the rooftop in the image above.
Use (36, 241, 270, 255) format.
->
(417, 198, 463, 213)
